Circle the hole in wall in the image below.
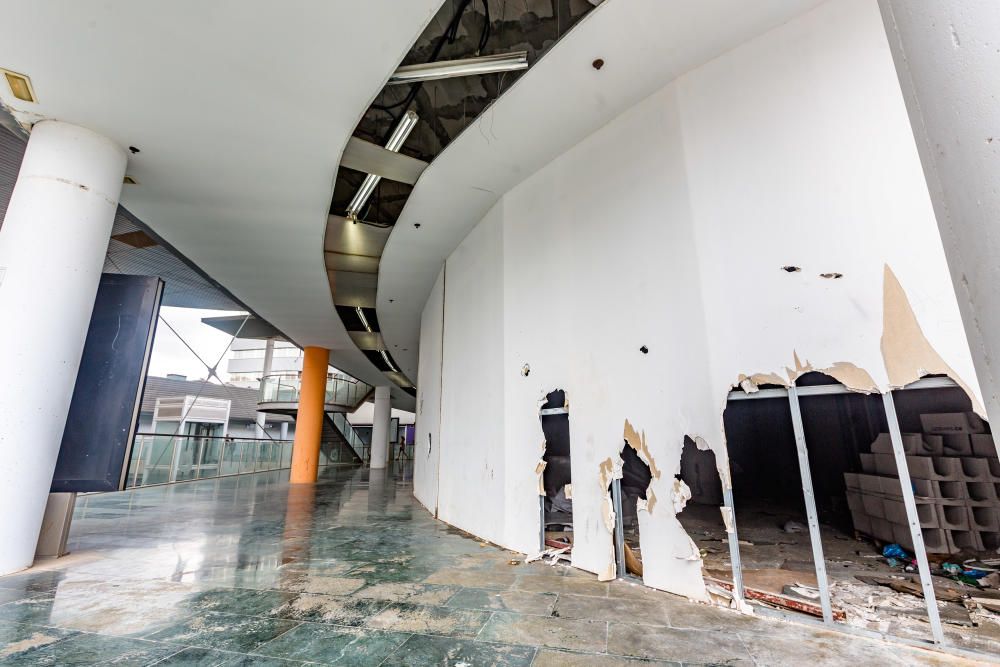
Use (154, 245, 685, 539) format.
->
(820, 272, 844, 279)
(616, 440, 652, 576)
(541, 390, 572, 550)
(673, 437, 727, 588)
(724, 371, 999, 644)
(781, 266, 802, 273)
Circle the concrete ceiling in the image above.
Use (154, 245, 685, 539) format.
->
(0, 1, 444, 409)
(376, 0, 827, 381)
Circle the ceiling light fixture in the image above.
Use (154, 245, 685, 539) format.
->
(356, 306, 373, 333)
(346, 110, 419, 222)
(2, 69, 36, 103)
(387, 51, 528, 86)
(380, 349, 398, 373)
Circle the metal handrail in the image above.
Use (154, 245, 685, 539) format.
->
(126, 433, 297, 489)
(330, 412, 367, 461)
(259, 373, 373, 407)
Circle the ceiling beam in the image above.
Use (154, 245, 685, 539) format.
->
(341, 136, 428, 185)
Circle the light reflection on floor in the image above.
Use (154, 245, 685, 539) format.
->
(0, 465, 983, 665)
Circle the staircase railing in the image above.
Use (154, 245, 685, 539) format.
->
(259, 373, 373, 410)
(329, 412, 368, 462)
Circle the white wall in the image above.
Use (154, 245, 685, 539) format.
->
(414, 268, 445, 514)
(436, 203, 507, 545)
(415, 0, 982, 599)
(500, 81, 717, 595)
(681, 0, 980, 409)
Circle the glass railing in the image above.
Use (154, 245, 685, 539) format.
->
(330, 412, 368, 461)
(260, 373, 372, 407)
(125, 433, 297, 489)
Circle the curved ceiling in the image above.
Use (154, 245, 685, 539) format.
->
(0, 1, 443, 409)
(377, 0, 826, 381)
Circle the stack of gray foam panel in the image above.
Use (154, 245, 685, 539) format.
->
(844, 412, 999, 554)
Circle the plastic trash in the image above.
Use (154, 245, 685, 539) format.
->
(882, 544, 908, 560)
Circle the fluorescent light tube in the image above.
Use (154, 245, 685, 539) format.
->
(387, 51, 528, 86)
(380, 350, 398, 373)
(356, 306, 373, 333)
(346, 110, 419, 220)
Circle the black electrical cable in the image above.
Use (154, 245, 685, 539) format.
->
(371, 0, 474, 118)
(478, 0, 491, 53)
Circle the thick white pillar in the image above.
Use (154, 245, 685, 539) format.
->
(879, 1, 1000, 425)
(0, 121, 126, 575)
(369, 386, 392, 469)
(256, 337, 275, 438)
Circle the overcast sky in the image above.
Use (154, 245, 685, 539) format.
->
(147, 306, 246, 382)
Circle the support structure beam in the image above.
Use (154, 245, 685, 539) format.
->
(256, 337, 275, 438)
(369, 386, 391, 469)
(290, 346, 330, 483)
(879, 0, 1000, 428)
(0, 121, 126, 575)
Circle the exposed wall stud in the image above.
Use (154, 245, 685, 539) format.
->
(882, 391, 945, 645)
(612, 477, 626, 578)
(721, 484, 746, 604)
(787, 386, 835, 624)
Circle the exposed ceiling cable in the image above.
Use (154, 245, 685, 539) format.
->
(371, 0, 488, 127)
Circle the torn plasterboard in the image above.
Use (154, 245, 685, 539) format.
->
(881, 265, 984, 414)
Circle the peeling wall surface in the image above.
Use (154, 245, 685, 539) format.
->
(415, 0, 984, 599)
(413, 267, 445, 514)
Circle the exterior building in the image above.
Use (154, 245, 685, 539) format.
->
(137, 374, 293, 440)
(226, 338, 304, 389)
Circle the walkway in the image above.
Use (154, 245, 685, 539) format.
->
(0, 466, 984, 665)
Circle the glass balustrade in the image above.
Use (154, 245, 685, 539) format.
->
(259, 373, 372, 407)
(331, 412, 368, 462)
(126, 433, 299, 489)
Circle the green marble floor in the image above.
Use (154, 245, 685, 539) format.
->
(0, 465, 984, 665)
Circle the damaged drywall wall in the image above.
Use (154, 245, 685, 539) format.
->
(623, 421, 709, 600)
(882, 265, 985, 414)
(415, 0, 986, 609)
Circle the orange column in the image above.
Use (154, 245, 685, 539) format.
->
(290, 346, 330, 484)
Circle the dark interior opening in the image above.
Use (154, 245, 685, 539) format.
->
(541, 390, 572, 540)
(618, 441, 653, 574)
(712, 372, 999, 647)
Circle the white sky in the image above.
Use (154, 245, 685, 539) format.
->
(147, 306, 246, 382)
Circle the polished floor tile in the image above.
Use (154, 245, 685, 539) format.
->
(379, 634, 536, 666)
(0, 465, 983, 666)
(252, 622, 408, 664)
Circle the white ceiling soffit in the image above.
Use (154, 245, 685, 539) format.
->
(377, 0, 826, 381)
(0, 1, 443, 408)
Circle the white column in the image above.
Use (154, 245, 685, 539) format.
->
(256, 337, 275, 438)
(879, 1, 1000, 426)
(280, 421, 289, 441)
(369, 386, 392, 469)
(0, 121, 126, 575)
